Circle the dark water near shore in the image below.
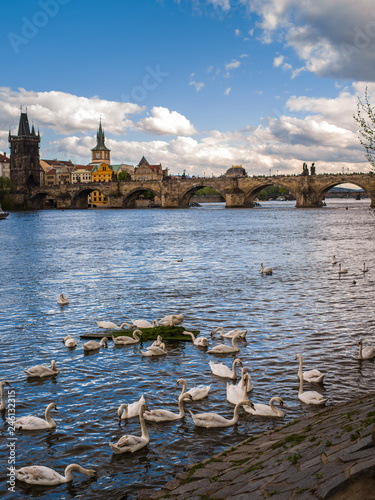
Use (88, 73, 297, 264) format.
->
(1, 200, 375, 499)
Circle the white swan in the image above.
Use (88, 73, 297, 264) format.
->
(118, 395, 146, 421)
(141, 343, 167, 357)
(363, 263, 369, 273)
(143, 393, 192, 422)
(0, 380, 11, 410)
(177, 378, 210, 401)
(227, 374, 250, 405)
(109, 403, 150, 453)
(158, 314, 184, 327)
(62, 335, 77, 348)
(207, 333, 241, 354)
(16, 463, 96, 485)
(244, 397, 285, 417)
(15, 403, 58, 430)
(83, 337, 108, 351)
(358, 339, 375, 360)
(123, 319, 159, 329)
(236, 367, 254, 391)
(112, 330, 142, 345)
(211, 327, 247, 339)
(296, 355, 328, 405)
(332, 255, 337, 265)
(57, 293, 69, 305)
(296, 353, 325, 383)
(260, 263, 273, 275)
(96, 320, 129, 330)
(189, 400, 254, 428)
(338, 263, 348, 274)
(209, 358, 242, 379)
(182, 330, 208, 347)
(24, 360, 59, 378)
(150, 335, 163, 347)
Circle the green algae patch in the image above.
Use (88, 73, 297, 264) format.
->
(112, 325, 200, 342)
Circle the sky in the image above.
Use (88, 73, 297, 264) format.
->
(2, 0, 375, 177)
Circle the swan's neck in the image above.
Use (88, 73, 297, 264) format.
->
(269, 398, 278, 413)
(0, 384, 5, 410)
(120, 404, 127, 418)
(139, 411, 149, 440)
(232, 360, 238, 378)
(358, 343, 363, 359)
(231, 401, 245, 424)
(183, 331, 195, 342)
(64, 464, 86, 482)
(298, 367, 303, 394)
(179, 379, 187, 396)
(178, 395, 187, 417)
(51, 361, 57, 372)
(45, 405, 56, 427)
(231, 336, 239, 350)
(152, 320, 159, 327)
(213, 327, 224, 335)
(133, 331, 141, 341)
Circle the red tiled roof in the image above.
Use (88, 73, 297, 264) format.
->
(42, 159, 74, 167)
(0, 153, 9, 163)
(46, 169, 56, 175)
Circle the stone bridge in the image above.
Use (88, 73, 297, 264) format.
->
(20, 172, 375, 209)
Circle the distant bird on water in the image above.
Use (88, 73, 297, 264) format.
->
(260, 263, 273, 275)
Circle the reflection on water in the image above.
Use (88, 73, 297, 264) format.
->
(1, 199, 375, 499)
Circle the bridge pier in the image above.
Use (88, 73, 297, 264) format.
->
(224, 189, 246, 208)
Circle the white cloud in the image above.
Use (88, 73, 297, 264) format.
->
(273, 55, 284, 67)
(225, 59, 241, 70)
(224, 87, 231, 95)
(240, 53, 249, 58)
(137, 106, 197, 136)
(189, 80, 205, 92)
(235, 29, 241, 37)
(245, 0, 375, 80)
(207, 0, 230, 11)
(0, 87, 142, 136)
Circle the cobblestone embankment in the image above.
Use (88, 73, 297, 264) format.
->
(137, 394, 375, 500)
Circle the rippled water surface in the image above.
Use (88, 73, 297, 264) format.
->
(1, 200, 375, 499)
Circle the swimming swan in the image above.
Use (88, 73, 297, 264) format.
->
(358, 339, 375, 360)
(338, 263, 348, 274)
(112, 330, 142, 345)
(189, 400, 254, 428)
(236, 367, 253, 391)
(295, 355, 328, 405)
(227, 374, 250, 405)
(141, 343, 167, 357)
(57, 294, 69, 306)
(209, 358, 242, 379)
(332, 255, 337, 265)
(260, 263, 273, 275)
(24, 360, 59, 378)
(177, 378, 210, 400)
(363, 263, 369, 273)
(109, 403, 150, 453)
(15, 403, 58, 430)
(182, 330, 208, 347)
(96, 321, 129, 330)
(158, 314, 184, 327)
(15, 464, 96, 485)
(62, 335, 77, 348)
(0, 380, 11, 410)
(211, 327, 247, 339)
(143, 393, 192, 422)
(296, 353, 325, 383)
(150, 335, 163, 347)
(118, 395, 146, 421)
(207, 333, 241, 354)
(122, 319, 159, 329)
(244, 396, 285, 417)
(83, 337, 108, 351)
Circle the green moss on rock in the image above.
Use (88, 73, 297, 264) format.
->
(112, 325, 200, 342)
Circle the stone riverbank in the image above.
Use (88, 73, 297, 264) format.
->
(137, 393, 375, 500)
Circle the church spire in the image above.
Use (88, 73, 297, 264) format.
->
(91, 119, 110, 164)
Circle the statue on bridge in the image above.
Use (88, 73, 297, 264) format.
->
(310, 163, 316, 175)
(302, 162, 309, 176)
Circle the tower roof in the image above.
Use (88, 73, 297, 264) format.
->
(138, 156, 150, 166)
(17, 112, 31, 136)
(91, 120, 110, 152)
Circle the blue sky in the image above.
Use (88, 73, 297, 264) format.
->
(1, 0, 375, 176)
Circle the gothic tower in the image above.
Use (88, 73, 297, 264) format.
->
(91, 120, 111, 164)
(9, 110, 41, 188)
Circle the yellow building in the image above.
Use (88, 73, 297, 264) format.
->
(89, 163, 113, 207)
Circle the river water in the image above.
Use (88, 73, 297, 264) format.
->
(1, 199, 375, 499)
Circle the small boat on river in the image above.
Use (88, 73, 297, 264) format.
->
(0, 205, 9, 220)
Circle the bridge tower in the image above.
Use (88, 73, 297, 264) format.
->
(91, 120, 110, 164)
(9, 109, 41, 188)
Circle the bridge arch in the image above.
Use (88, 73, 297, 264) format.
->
(243, 181, 298, 206)
(30, 192, 52, 209)
(123, 187, 161, 208)
(71, 187, 99, 208)
(179, 183, 226, 207)
(317, 180, 372, 206)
